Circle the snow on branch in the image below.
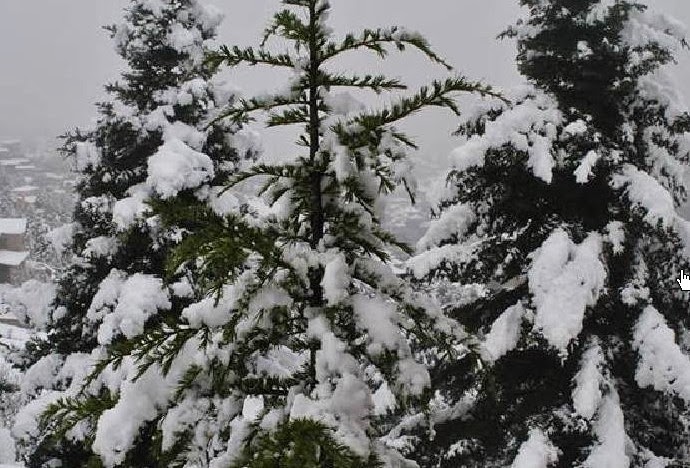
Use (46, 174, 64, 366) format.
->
(528, 229, 606, 354)
(633, 305, 690, 402)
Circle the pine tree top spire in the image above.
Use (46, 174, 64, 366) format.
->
(502, 0, 686, 134)
(105, 0, 224, 110)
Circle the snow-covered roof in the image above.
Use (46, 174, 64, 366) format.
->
(23, 196, 37, 204)
(0, 319, 32, 343)
(0, 250, 28, 266)
(0, 147, 8, 153)
(0, 159, 29, 166)
(12, 185, 38, 193)
(0, 218, 26, 234)
(0, 139, 20, 145)
(16, 165, 37, 170)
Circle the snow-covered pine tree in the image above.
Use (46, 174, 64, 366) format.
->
(412, 1, 690, 466)
(71, 1, 493, 466)
(15, 1, 249, 466)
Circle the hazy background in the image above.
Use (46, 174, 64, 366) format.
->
(2, 0, 690, 177)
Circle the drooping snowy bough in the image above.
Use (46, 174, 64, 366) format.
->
(413, 1, 690, 467)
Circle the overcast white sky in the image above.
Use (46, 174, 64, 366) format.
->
(1, 1, 690, 175)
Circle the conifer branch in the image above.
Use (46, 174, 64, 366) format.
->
(345, 77, 504, 131)
(321, 26, 453, 70)
(267, 107, 310, 127)
(208, 45, 295, 70)
(322, 74, 406, 93)
(391, 130, 418, 149)
(262, 9, 312, 46)
(41, 392, 117, 443)
(225, 163, 298, 189)
(214, 94, 308, 126)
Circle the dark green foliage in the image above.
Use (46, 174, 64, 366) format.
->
(233, 419, 382, 468)
(413, 1, 690, 467)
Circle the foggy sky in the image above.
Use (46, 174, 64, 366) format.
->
(1, 1, 690, 174)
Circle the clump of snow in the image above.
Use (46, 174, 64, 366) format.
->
(632, 306, 690, 402)
(321, 254, 349, 306)
(574, 150, 600, 184)
(289, 376, 373, 458)
(112, 184, 150, 231)
(612, 165, 676, 228)
(88, 271, 171, 344)
(408, 243, 478, 280)
(83, 236, 120, 260)
(323, 132, 354, 183)
(576, 41, 593, 59)
(562, 119, 588, 137)
(92, 352, 190, 467)
(162, 122, 207, 150)
(251, 346, 308, 379)
(286, 326, 376, 457)
(20, 354, 61, 396)
(481, 301, 525, 363)
(158, 78, 208, 107)
(511, 428, 559, 468)
(622, 6, 686, 71)
(528, 230, 606, 353)
(372, 382, 396, 416)
(451, 89, 562, 183)
(572, 341, 605, 420)
(193, 1, 224, 33)
(417, 203, 475, 251)
(582, 389, 629, 468)
(207, 186, 241, 217)
(352, 294, 400, 356)
(167, 23, 201, 56)
(605, 221, 625, 255)
(140, 0, 165, 16)
(620, 259, 650, 306)
(637, 70, 688, 120)
(12, 390, 62, 443)
(46, 222, 76, 254)
(586, 0, 616, 24)
(147, 138, 214, 199)
(182, 294, 232, 329)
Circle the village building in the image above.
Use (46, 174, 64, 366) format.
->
(0, 218, 28, 284)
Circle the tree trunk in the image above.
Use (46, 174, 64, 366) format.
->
(308, 0, 324, 308)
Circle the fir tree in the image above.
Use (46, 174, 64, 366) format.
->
(15, 1, 249, 466)
(67, 0, 494, 466)
(413, 1, 690, 467)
